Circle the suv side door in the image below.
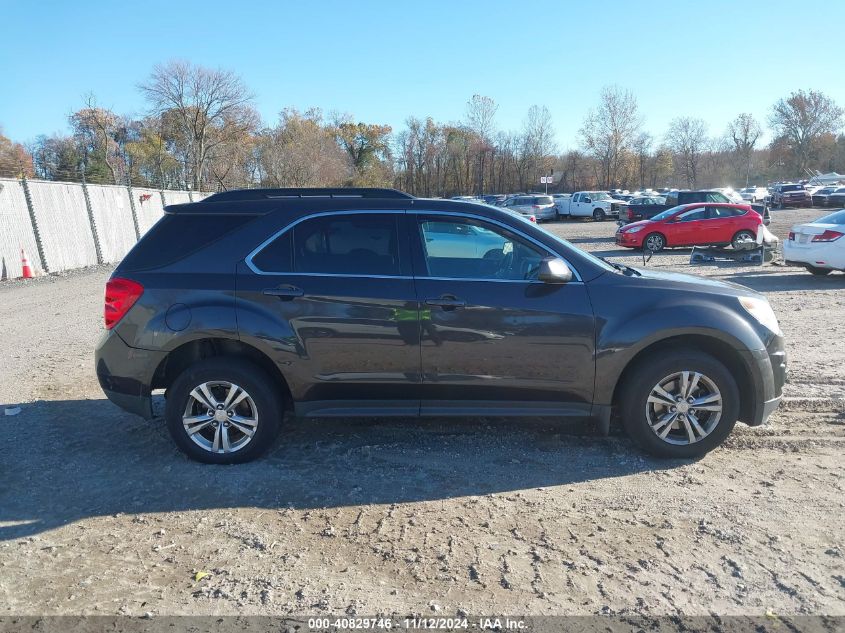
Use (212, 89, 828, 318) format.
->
(409, 211, 595, 415)
(235, 211, 421, 416)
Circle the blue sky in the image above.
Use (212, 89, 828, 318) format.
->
(1, 0, 843, 148)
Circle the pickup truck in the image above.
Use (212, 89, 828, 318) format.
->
(618, 190, 732, 224)
(556, 191, 627, 221)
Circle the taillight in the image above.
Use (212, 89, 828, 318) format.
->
(532, 205, 541, 209)
(104, 277, 144, 329)
(529, 215, 537, 223)
(788, 231, 795, 241)
(811, 230, 843, 242)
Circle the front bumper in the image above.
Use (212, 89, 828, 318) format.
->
(95, 330, 166, 419)
(744, 340, 786, 426)
(615, 230, 643, 248)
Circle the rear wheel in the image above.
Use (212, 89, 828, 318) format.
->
(806, 265, 832, 276)
(165, 358, 282, 464)
(644, 232, 665, 252)
(731, 230, 756, 249)
(620, 350, 739, 458)
(593, 209, 606, 221)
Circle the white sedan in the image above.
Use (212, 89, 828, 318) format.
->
(783, 209, 845, 275)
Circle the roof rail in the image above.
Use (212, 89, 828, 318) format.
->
(202, 188, 414, 202)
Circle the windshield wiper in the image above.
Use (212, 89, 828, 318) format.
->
(600, 257, 641, 276)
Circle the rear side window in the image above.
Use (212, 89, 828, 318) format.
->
(252, 213, 401, 276)
(120, 214, 255, 271)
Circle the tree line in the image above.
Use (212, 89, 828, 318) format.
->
(1, 61, 843, 195)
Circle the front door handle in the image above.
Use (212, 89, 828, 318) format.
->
(263, 285, 304, 300)
(425, 295, 466, 310)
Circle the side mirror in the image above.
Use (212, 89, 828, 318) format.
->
(537, 257, 573, 284)
(583, 197, 592, 203)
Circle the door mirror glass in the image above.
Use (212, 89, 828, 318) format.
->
(537, 257, 573, 284)
(583, 197, 592, 204)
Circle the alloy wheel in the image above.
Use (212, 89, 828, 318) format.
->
(182, 381, 259, 454)
(645, 371, 722, 445)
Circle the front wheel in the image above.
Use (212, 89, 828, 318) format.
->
(806, 265, 832, 276)
(164, 358, 282, 464)
(593, 208, 606, 221)
(620, 350, 739, 458)
(643, 232, 665, 252)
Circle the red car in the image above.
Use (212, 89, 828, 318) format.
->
(615, 203, 762, 252)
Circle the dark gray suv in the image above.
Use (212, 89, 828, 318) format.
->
(95, 188, 786, 463)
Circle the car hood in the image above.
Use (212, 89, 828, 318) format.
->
(620, 220, 651, 230)
(626, 267, 761, 299)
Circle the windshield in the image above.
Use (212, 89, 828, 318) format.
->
(651, 204, 687, 221)
(782, 185, 803, 192)
(816, 210, 845, 225)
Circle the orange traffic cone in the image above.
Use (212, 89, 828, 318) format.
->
(20, 249, 33, 279)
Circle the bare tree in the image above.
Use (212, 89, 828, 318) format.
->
(579, 86, 641, 188)
(631, 132, 652, 189)
(521, 105, 557, 188)
(769, 90, 843, 174)
(666, 117, 709, 187)
(727, 113, 761, 186)
(139, 60, 256, 189)
(466, 95, 498, 194)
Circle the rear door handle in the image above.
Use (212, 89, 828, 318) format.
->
(425, 295, 466, 310)
(263, 285, 304, 300)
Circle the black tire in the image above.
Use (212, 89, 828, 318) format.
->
(643, 232, 665, 252)
(165, 357, 283, 464)
(593, 209, 606, 221)
(731, 230, 756, 249)
(806, 265, 832, 276)
(619, 349, 740, 458)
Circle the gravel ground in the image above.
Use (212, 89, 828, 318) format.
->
(0, 206, 843, 618)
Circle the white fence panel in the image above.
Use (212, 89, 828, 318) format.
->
(162, 190, 192, 206)
(0, 179, 40, 279)
(87, 184, 137, 263)
(133, 188, 165, 235)
(28, 181, 98, 272)
(192, 191, 215, 201)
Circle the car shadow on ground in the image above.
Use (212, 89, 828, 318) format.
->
(0, 398, 684, 540)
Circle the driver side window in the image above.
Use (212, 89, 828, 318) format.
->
(418, 217, 548, 281)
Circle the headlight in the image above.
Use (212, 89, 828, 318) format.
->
(625, 225, 644, 233)
(739, 297, 781, 334)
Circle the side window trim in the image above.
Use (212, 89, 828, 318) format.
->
(409, 210, 582, 282)
(245, 209, 410, 278)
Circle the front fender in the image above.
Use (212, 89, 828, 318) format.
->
(591, 290, 767, 406)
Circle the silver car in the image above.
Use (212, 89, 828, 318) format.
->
(502, 195, 556, 222)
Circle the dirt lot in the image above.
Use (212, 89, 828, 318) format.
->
(0, 206, 843, 618)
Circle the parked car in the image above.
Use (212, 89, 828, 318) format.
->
(95, 187, 785, 463)
(811, 186, 840, 207)
(555, 191, 627, 221)
(502, 195, 556, 221)
(784, 209, 845, 275)
(482, 194, 507, 206)
(739, 187, 768, 203)
(615, 203, 763, 252)
(825, 187, 845, 208)
(770, 184, 812, 208)
(619, 190, 731, 224)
